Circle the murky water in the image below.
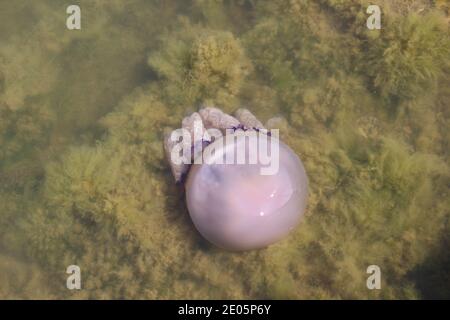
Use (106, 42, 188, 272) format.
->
(0, 1, 449, 299)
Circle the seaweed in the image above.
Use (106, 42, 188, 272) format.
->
(0, 0, 449, 299)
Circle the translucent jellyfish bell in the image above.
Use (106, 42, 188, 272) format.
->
(185, 132, 308, 251)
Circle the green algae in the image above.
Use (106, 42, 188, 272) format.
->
(0, 0, 449, 299)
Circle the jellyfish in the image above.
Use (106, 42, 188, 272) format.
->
(164, 107, 308, 250)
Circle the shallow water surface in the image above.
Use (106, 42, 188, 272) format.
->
(0, 0, 449, 299)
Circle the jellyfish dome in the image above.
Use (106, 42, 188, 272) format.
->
(185, 132, 308, 251)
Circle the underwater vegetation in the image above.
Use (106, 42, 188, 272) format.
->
(366, 11, 449, 100)
(0, 0, 449, 299)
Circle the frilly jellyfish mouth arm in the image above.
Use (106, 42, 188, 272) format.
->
(163, 107, 278, 183)
(234, 108, 265, 130)
(198, 107, 240, 132)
